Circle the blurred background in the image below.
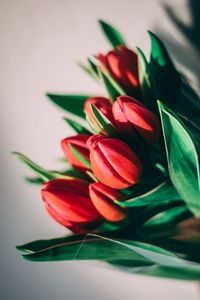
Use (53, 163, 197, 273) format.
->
(0, 0, 200, 299)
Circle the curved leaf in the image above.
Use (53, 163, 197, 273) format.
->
(13, 152, 67, 182)
(64, 117, 91, 134)
(158, 101, 200, 215)
(98, 20, 126, 48)
(117, 180, 180, 208)
(149, 31, 181, 108)
(47, 94, 91, 119)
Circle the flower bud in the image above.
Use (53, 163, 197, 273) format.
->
(87, 135, 142, 189)
(41, 178, 102, 233)
(99, 46, 140, 97)
(112, 96, 160, 144)
(89, 182, 126, 222)
(84, 97, 114, 134)
(61, 134, 91, 171)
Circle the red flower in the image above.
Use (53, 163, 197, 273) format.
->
(112, 96, 160, 144)
(87, 135, 142, 189)
(84, 97, 114, 134)
(61, 134, 91, 171)
(41, 178, 102, 233)
(99, 46, 140, 97)
(89, 182, 126, 222)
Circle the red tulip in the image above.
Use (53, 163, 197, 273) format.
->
(61, 134, 91, 171)
(87, 135, 142, 189)
(99, 46, 140, 97)
(89, 182, 126, 222)
(84, 97, 114, 134)
(41, 178, 102, 233)
(112, 96, 160, 144)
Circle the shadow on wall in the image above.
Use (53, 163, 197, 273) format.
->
(155, 0, 200, 91)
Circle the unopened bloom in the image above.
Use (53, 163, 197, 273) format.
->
(61, 134, 91, 171)
(87, 135, 142, 189)
(89, 182, 126, 222)
(41, 178, 102, 233)
(112, 96, 160, 144)
(84, 97, 114, 134)
(99, 46, 140, 97)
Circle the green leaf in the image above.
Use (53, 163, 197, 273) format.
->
(64, 117, 90, 134)
(136, 47, 158, 113)
(13, 152, 68, 182)
(24, 176, 44, 185)
(98, 20, 126, 48)
(98, 69, 125, 101)
(149, 31, 181, 108)
(17, 234, 83, 253)
(144, 206, 190, 227)
(90, 103, 120, 137)
(87, 58, 99, 79)
(117, 180, 180, 208)
(68, 144, 91, 169)
(158, 101, 200, 216)
(78, 59, 99, 81)
(20, 234, 200, 280)
(47, 94, 91, 119)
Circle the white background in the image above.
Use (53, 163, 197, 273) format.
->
(1, 0, 200, 299)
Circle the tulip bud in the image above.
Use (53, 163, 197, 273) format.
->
(99, 46, 140, 97)
(61, 134, 91, 171)
(84, 97, 114, 134)
(87, 135, 142, 189)
(41, 178, 102, 233)
(89, 182, 126, 222)
(112, 96, 160, 144)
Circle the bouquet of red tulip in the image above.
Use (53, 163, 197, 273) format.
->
(15, 20, 200, 281)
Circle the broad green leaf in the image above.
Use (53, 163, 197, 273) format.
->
(117, 180, 180, 208)
(68, 144, 91, 169)
(13, 152, 67, 182)
(98, 20, 126, 48)
(20, 234, 200, 280)
(64, 117, 91, 134)
(149, 31, 181, 108)
(158, 101, 200, 215)
(90, 104, 120, 137)
(47, 94, 91, 119)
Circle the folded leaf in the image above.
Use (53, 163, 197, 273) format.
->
(68, 144, 91, 169)
(21, 234, 200, 280)
(158, 101, 200, 216)
(90, 104, 120, 137)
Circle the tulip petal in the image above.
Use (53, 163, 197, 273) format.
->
(98, 138, 142, 185)
(89, 183, 126, 222)
(124, 102, 160, 144)
(90, 143, 130, 189)
(42, 179, 101, 223)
